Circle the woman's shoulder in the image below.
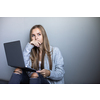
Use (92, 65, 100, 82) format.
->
(50, 45, 60, 53)
(50, 46, 63, 60)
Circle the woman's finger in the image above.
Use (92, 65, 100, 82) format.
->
(35, 42, 39, 47)
(37, 70, 43, 73)
(38, 41, 41, 44)
(36, 70, 41, 73)
(43, 75, 46, 78)
(37, 70, 44, 74)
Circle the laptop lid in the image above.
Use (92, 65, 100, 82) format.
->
(4, 40, 25, 68)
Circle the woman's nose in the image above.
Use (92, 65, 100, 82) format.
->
(35, 36, 38, 40)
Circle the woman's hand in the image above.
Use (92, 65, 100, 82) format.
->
(30, 40, 41, 47)
(36, 69, 50, 78)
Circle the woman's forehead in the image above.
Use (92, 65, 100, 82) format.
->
(32, 28, 41, 34)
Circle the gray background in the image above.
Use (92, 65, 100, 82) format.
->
(0, 17, 100, 84)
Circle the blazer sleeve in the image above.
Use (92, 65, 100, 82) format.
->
(47, 47, 65, 81)
(23, 43, 34, 68)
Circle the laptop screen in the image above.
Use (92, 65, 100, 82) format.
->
(4, 41, 25, 68)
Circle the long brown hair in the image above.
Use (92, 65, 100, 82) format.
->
(30, 25, 52, 70)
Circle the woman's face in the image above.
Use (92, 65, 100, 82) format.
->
(31, 28, 43, 44)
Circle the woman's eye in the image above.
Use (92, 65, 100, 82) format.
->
(32, 34, 35, 37)
(38, 33, 41, 36)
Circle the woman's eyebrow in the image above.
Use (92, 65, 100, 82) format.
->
(32, 32, 41, 35)
(37, 32, 41, 34)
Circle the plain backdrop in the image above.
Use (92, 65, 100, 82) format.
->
(0, 17, 100, 83)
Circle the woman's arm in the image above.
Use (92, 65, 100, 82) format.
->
(23, 43, 34, 68)
(47, 47, 65, 81)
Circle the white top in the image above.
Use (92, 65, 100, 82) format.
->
(39, 61, 41, 70)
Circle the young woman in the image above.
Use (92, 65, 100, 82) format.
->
(9, 25, 65, 84)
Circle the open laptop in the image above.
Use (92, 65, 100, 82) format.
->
(4, 40, 36, 72)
